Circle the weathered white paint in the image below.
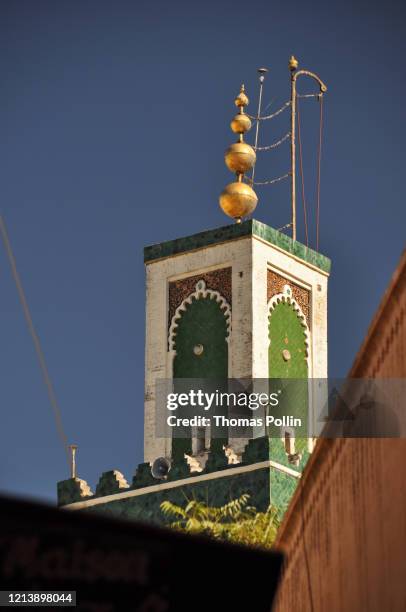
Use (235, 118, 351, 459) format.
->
(144, 237, 252, 463)
(144, 233, 329, 463)
(253, 236, 328, 437)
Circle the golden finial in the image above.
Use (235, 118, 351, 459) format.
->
(289, 55, 299, 72)
(220, 179, 258, 223)
(231, 85, 252, 135)
(230, 113, 251, 135)
(220, 84, 258, 223)
(224, 141, 256, 174)
(234, 84, 249, 108)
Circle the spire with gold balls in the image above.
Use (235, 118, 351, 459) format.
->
(219, 85, 258, 223)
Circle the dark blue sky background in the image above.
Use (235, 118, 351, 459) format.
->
(1, 0, 405, 502)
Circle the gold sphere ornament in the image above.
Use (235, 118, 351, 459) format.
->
(230, 113, 252, 134)
(219, 83, 259, 223)
(219, 180, 258, 222)
(289, 55, 299, 72)
(234, 84, 249, 108)
(225, 142, 256, 174)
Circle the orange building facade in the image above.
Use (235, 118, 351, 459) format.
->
(274, 251, 406, 611)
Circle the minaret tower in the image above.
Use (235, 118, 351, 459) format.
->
(144, 74, 330, 470)
(58, 59, 330, 521)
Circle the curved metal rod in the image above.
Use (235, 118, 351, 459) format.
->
(293, 69, 327, 93)
(290, 67, 327, 242)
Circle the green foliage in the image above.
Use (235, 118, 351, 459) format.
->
(160, 494, 280, 549)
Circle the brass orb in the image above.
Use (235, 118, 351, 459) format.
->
(234, 85, 249, 108)
(219, 181, 258, 221)
(225, 142, 256, 174)
(230, 113, 252, 134)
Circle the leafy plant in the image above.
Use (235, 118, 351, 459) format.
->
(160, 494, 280, 549)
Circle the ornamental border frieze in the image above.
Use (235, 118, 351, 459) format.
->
(168, 280, 231, 352)
(267, 268, 310, 327)
(168, 267, 232, 332)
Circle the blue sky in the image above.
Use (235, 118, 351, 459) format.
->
(1, 0, 405, 502)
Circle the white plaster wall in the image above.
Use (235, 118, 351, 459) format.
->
(252, 236, 329, 436)
(144, 237, 252, 464)
(144, 234, 329, 463)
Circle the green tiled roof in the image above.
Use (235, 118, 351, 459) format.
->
(144, 219, 331, 273)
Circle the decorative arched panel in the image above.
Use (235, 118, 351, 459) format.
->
(169, 281, 230, 460)
(268, 285, 309, 378)
(268, 284, 310, 466)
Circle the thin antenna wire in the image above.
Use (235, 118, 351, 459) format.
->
(251, 68, 268, 184)
(316, 96, 324, 251)
(0, 214, 70, 467)
(296, 98, 309, 246)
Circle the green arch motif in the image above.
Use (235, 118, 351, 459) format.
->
(268, 298, 309, 472)
(268, 300, 308, 379)
(172, 296, 229, 461)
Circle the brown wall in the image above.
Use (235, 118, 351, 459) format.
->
(274, 251, 406, 612)
(348, 251, 406, 379)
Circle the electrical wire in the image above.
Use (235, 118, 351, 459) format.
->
(254, 131, 291, 151)
(296, 97, 309, 247)
(247, 100, 291, 121)
(0, 214, 70, 467)
(245, 172, 291, 186)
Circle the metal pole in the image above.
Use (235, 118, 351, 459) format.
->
(288, 56, 327, 244)
(251, 67, 268, 185)
(69, 444, 78, 479)
(290, 72, 297, 241)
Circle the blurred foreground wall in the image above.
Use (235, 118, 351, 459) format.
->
(274, 251, 406, 612)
